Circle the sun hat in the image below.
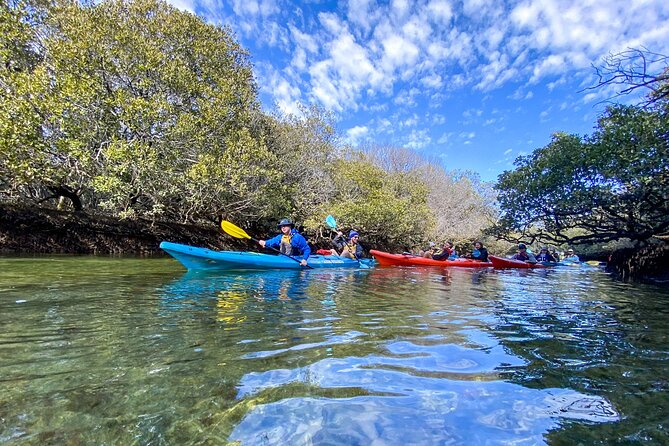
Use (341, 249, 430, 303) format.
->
(277, 218, 294, 228)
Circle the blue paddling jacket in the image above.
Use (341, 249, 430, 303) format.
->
(265, 229, 311, 260)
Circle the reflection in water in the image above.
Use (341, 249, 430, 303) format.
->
(0, 257, 667, 445)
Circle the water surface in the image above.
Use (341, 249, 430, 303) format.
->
(1, 256, 667, 445)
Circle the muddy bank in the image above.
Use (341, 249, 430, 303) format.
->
(0, 204, 239, 255)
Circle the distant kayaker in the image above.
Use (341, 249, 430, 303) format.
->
(420, 241, 437, 258)
(259, 218, 311, 267)
(467, 241, 489, 262)
(512, 243, 537, 263)
(562, 249, 580, 263)
(430, 241, 457, 261)
(535, 247, 556, 262)
(550, 248, 560, 261)
(333, 230, 364, 259)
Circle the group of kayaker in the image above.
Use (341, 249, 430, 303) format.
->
(258, 217, 579, 266)
(512, 244, 579, 263)
(258, 218, 364, 265)
(419, 241, 490, 262)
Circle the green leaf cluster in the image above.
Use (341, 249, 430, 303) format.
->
(494, 103, 669, 246)
(1, 0, 499, 250)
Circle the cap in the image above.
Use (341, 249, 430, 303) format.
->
(348, 230, 359, 239)
(518, 243, 527, 249)
(277, 218, 294, 228)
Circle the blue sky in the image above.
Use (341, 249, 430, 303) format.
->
(168, 0, 669, 181)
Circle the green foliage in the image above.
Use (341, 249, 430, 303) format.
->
(260, 105, 339, 225)
(319, 153, 434, 251)
(494, 104, 669, 245)
(1, 0, 280, 222)
(1, 0, 502, 252)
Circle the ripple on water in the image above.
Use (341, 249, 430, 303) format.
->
(230, 348, 618, 445)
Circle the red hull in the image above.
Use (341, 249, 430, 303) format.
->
(370, 250, 491, 268)
(489, 255, 547, 269)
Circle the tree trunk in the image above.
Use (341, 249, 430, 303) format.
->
(49, 185, 83, 212)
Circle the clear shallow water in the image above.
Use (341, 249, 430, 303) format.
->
(0, 256, 667, 445)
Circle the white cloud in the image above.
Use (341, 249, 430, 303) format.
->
(406, 128, 432, 149)
(391, 0, 411, 21)
(380, 33, 420, 72)
(504, 148, 512, 155)
(432, 114, 446, 124)
(231, 0, 278, 18)
(437, 132, 452, 144)
(427, 0, 453, 24)
(167, 0, 196, 13)
(401, 114, 419, 128)
(208, 0, 669, 179)
(421, 73, 443, 89)
(260, 66, 303, 115)
(346, 125, 370, 145)
(530, 54, 566, 83)
(289, 25, 319, 54)
(347, 0, 374, 32)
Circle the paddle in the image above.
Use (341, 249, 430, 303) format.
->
(220, 220, 313, 269)
(324, 215, 368, 268)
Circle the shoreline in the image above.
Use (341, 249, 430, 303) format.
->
(1, 204, 667, 284)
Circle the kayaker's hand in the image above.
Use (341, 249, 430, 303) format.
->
(259, 240, 266, 247)
(337, 231, 343, 237)
(300, 259, 307, 267)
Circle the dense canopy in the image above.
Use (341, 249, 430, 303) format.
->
(0, 0, 496, 248)
(493, 103, 669, 246)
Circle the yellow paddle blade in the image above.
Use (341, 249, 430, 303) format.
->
(220, 220, 252, 240)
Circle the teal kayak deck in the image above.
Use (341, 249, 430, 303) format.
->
(160, 241, 371, 270)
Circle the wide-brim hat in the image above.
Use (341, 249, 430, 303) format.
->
(277, 218, 294, 228)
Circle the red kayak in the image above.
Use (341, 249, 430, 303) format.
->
(489, 255, 548, 269)
(370, 250, 491, 268)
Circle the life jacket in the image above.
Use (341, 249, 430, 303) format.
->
(536, 253, 553, 262)
(343, 241, 357, 254)
(280, 234, 293, 255)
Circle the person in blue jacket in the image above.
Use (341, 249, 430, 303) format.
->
(259, 218, 311, 267)
(562, 248, 580, 263)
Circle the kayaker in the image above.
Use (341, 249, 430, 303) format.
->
(535, 247, 556, 262)
(550, 248, 560, 261)
(430, 241, 457, 261)
(467, 241, 489, 262)
(562, 249, 580, 263)
(259, 218, 311, 267)
(333, 230, 364, 259)
(512, 243, 536, 262)
(420, 241, 437, 258)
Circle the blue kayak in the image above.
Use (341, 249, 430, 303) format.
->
(160, 241, 372, 270)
